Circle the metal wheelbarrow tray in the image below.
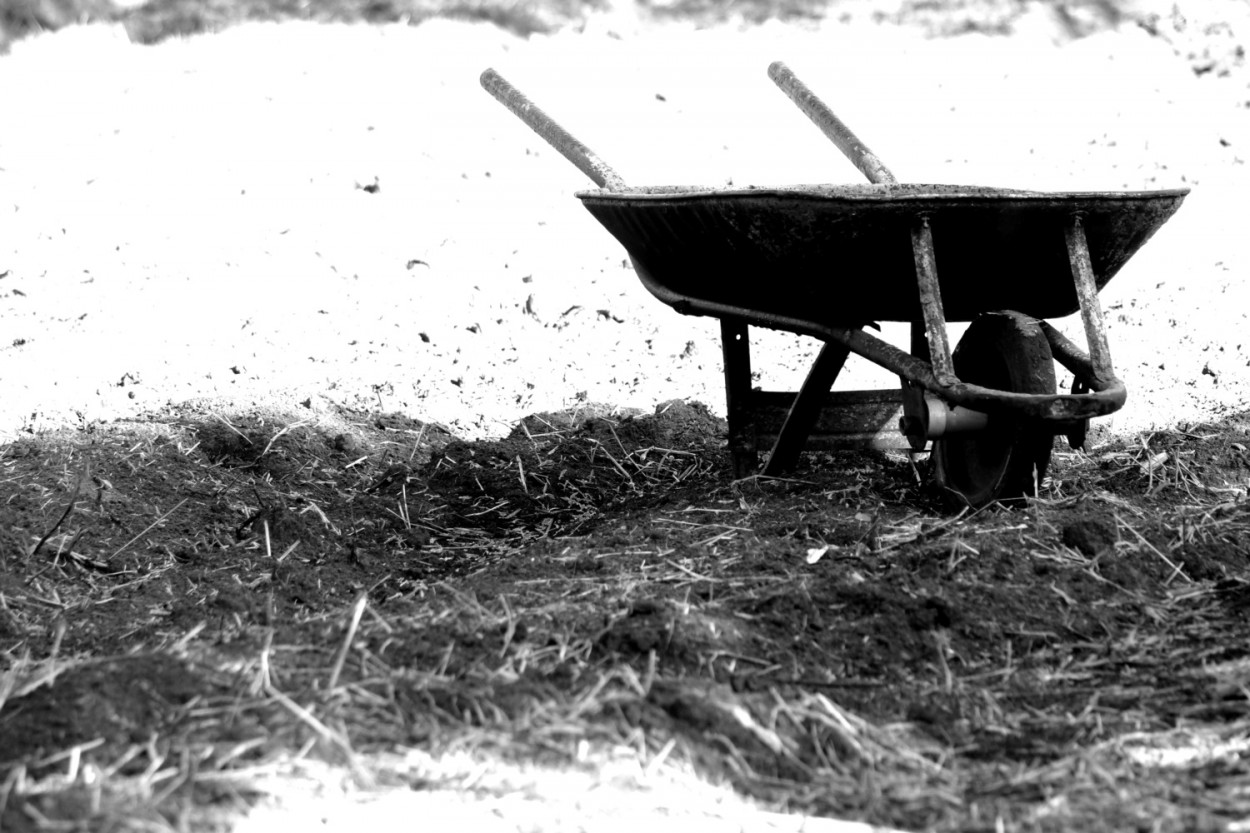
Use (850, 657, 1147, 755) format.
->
(481, 64, 1188, 508)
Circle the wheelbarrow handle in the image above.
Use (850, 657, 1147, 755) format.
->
(480, 68, 627, 191)
(769, 62, 956, 379)
(767, 61, 898, 186)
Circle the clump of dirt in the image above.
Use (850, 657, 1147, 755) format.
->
(423, 399, 726, 537)
(1, 403, 1249, 832)
(595, 597, 751, 664)
(1061, 514, 1118, 555)
(0, 655, 211, 773)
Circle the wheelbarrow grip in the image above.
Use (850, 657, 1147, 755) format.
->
(480, 68, 627, 191)
(767, 61, 898, 186)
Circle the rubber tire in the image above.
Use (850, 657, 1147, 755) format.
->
(932, 311, 1057, 508)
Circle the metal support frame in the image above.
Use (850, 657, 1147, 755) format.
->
(703, 213, 1129, 476)
(646, 267, 1123, 428)
(1064, 216, 1116, 387)
(720, 319, 757, 477)
(910, 216, 956, 383)
(762, 340, 853, 475)
(707, 212, 1127, 475)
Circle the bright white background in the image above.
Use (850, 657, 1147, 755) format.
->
(1, 3, 1246, 442)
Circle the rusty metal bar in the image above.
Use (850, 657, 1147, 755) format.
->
(1039, 320, 1105, 384)
(1037, 320, 1127, 411)
(480, 68, 627, 191)
(910, 216, 956, 383)
(720, 318, 758, 477)
(1064, 216, 1116, 385)
(767, 62, 898, 185)
(637, 266, 1124, 421)
(762, 339, 854, 475)
(754, 389, 906, 451)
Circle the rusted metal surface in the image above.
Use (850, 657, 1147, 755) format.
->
(767, 61, 898, 186)
(752, 389, 906, 451)
(762, 339, 854, 475)
(1036, 319, 1120, 400)
(581, 186, 1187, 322)
(1065, 216, 1117, 386)
(1037, 318, 1125, 443)
(480, 69, 626, 191)
(636, 263, 1125, 422)
(909, 216, 956, 381)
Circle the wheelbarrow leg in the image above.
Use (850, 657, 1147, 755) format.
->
(720, 319, 757, 477)
(762, 339, 852, 476)
(1065, 216, 1116, 384)
(910, 216, 956, 382)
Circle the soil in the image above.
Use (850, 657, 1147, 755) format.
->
(1, 396, 1249, 830)
(0, 1, 1249, 831)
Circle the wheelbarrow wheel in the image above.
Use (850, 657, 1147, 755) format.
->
(932, 311, 1056, 508)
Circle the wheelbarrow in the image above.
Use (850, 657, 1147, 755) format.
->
(480, 63, 1188, 507)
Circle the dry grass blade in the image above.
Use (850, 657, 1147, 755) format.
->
(327, 591, 370, 692)
(108, 497, 188, 560)
(28, 465, 86, 560)
(2, 404, 1249, 832)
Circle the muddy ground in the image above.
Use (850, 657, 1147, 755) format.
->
(2, 0, 1250, 831)
(1, 397, 1249, 831)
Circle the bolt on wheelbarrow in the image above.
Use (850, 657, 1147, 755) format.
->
(480, 64, 1188, 508)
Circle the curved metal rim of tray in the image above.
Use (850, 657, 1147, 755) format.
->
(575, 183, 1191, 201)
(631, 257, 1127, 424)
